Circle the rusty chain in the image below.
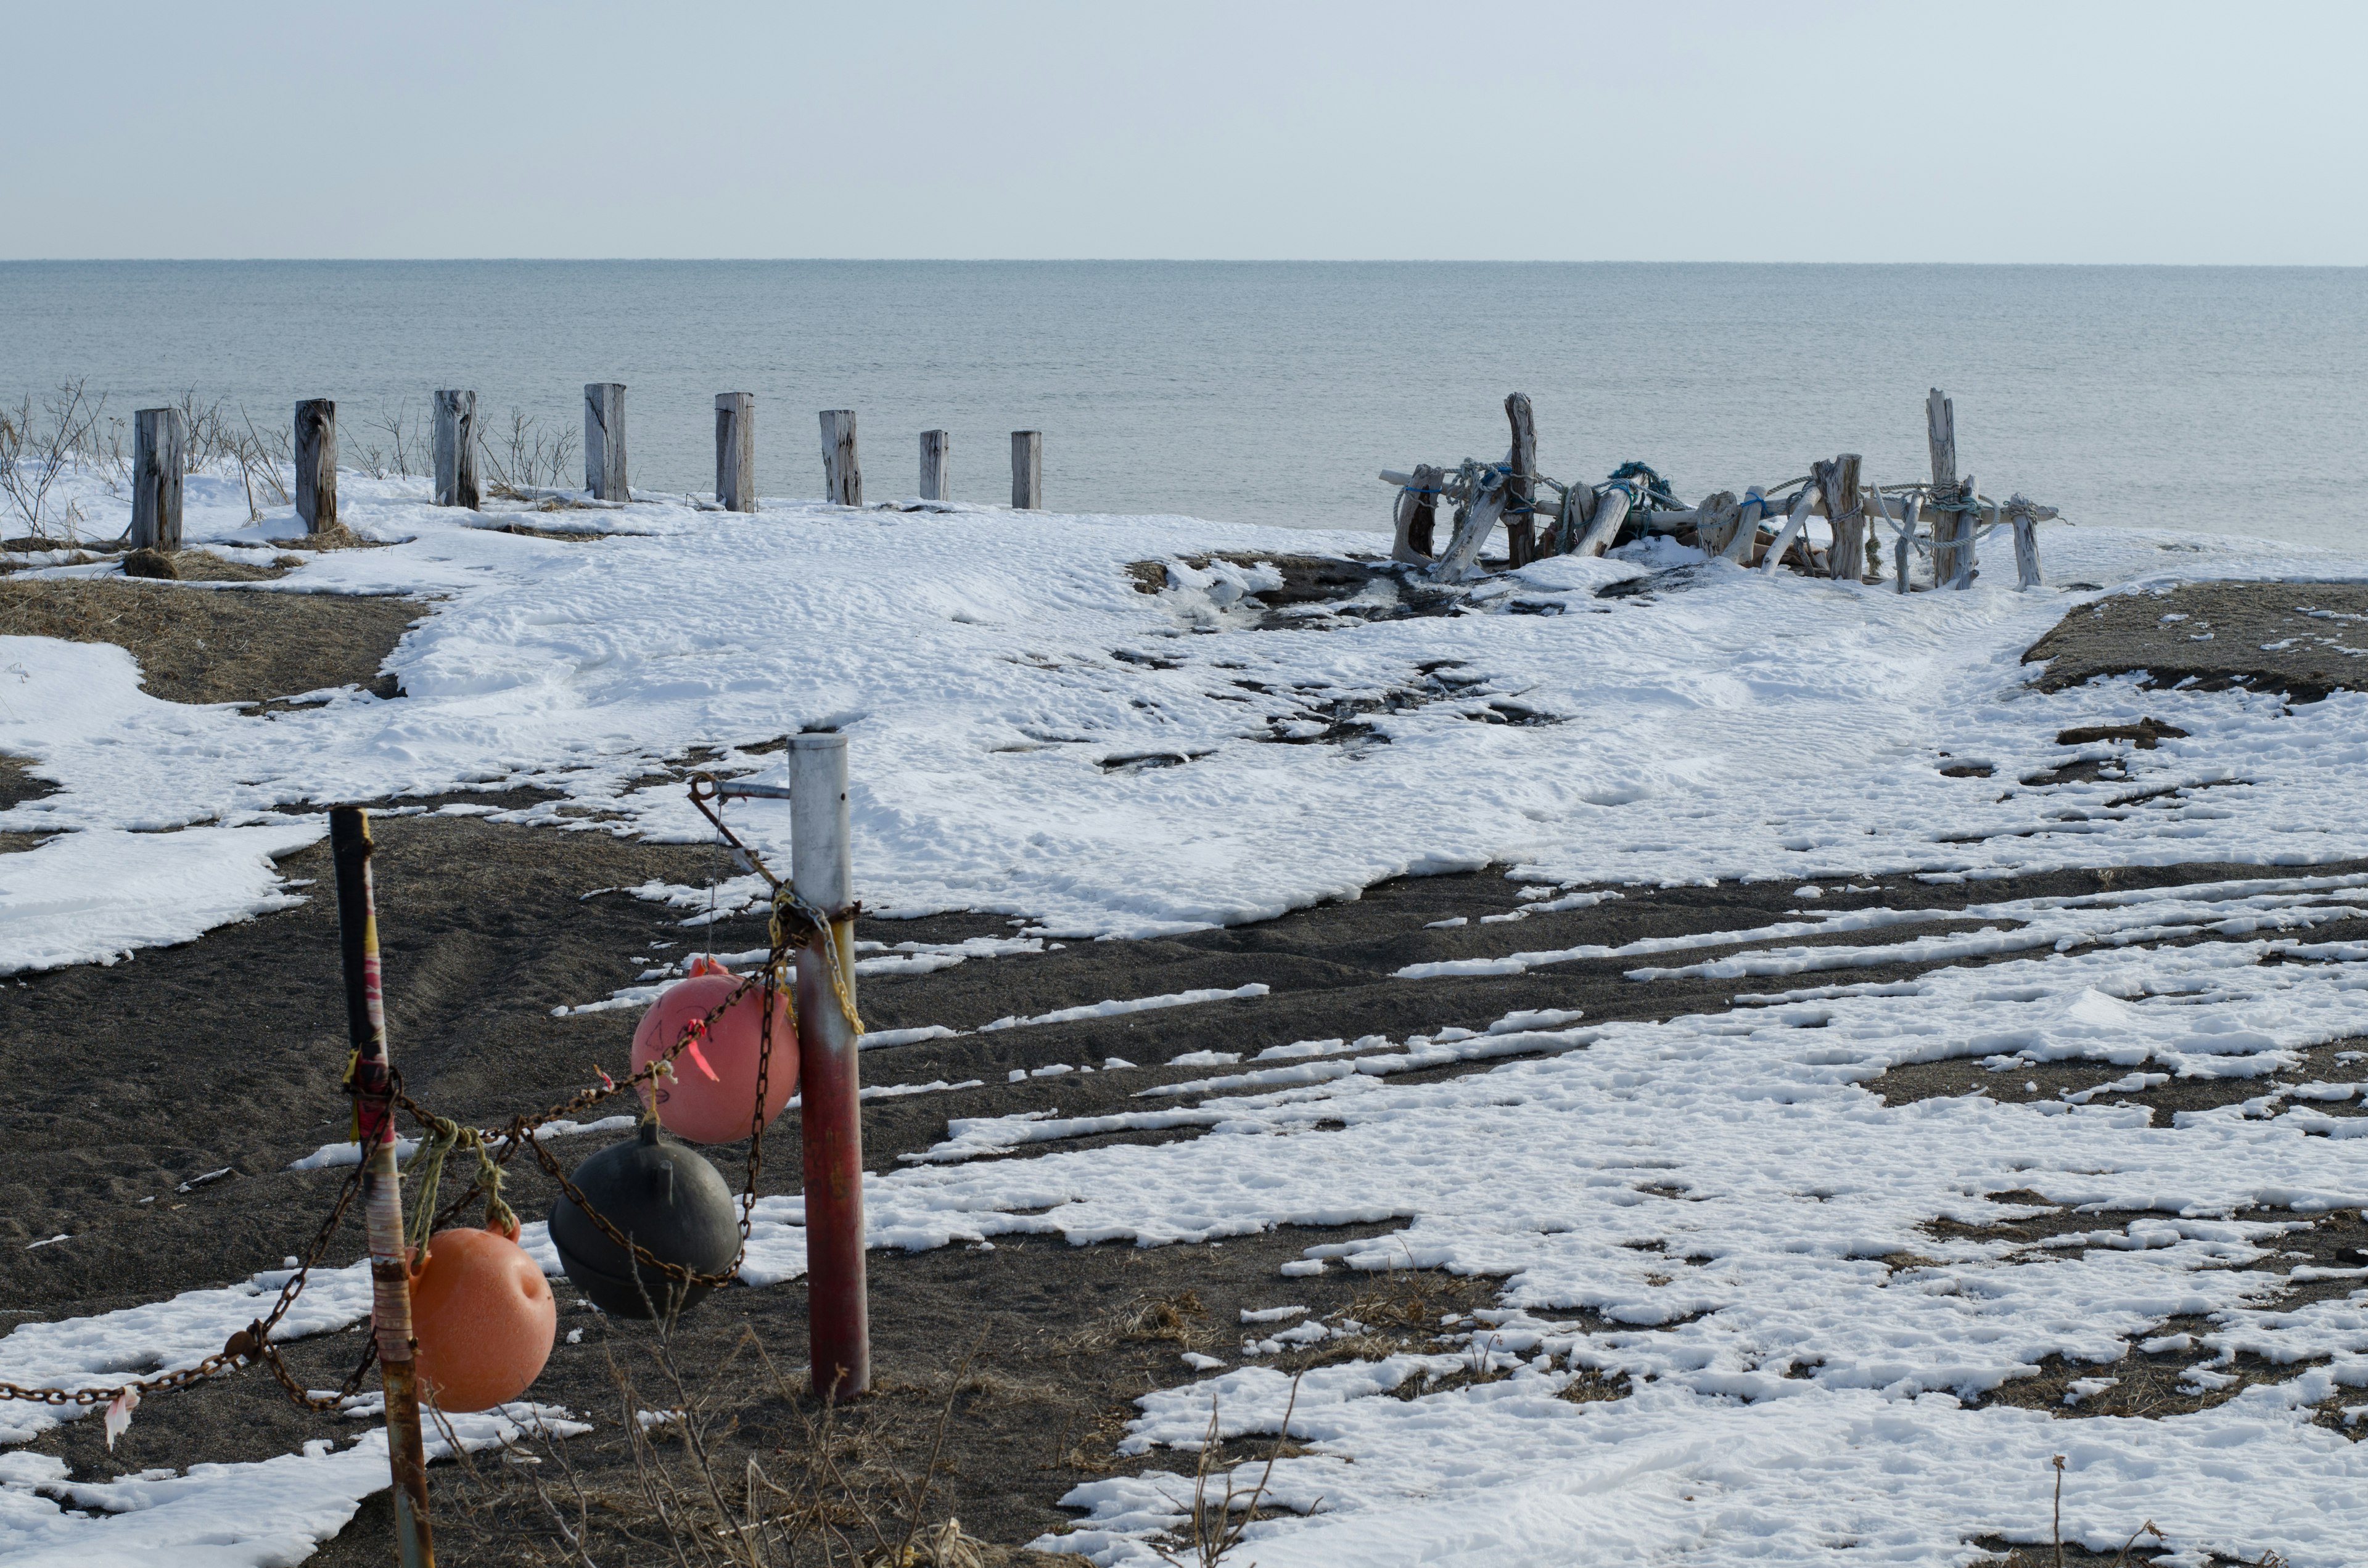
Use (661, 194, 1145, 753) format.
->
(0, 774, 849, 1416)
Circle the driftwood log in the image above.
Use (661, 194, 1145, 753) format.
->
(1391, 464, 1442, 563)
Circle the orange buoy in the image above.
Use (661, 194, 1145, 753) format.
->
(410, 1218, 557, 1413)
(629, 966, 798, 1144)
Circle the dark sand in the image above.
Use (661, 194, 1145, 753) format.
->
(2026, 579, 2368, 700)
(0, 575, 2357, 1562)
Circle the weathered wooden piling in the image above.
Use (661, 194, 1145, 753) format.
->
(820, 410, 861, 506)
(714, 393, 755, 512)
(919, 430, 950, 501)
(1503, 394, 1539, 567)
(432, 391, 479, 510)
(585, 384, 629, 502)
(1011, 430, 1042, 509)
(1926, 390, 1976, 588)
(130, 407, 185, 551)
(294, 400, 337, 534)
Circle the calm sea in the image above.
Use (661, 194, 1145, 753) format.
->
(4, 261, 2361, 549)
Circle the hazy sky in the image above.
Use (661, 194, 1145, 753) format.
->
(9, 1, 2362, 263)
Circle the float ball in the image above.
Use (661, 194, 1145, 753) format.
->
(548, 1122, 741, 1319)
(630, 971, 799, 1145)
(409, 1220, 557, 1413)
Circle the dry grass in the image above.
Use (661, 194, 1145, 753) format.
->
(0, 577, 424, 706)
(427, 1320, 1084, 1567)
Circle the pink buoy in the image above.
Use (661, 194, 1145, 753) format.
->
(629, 965, 799, 1144)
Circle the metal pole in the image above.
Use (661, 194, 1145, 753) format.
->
(331, 807, 437, 1568)
(787, 735, 869, 1398)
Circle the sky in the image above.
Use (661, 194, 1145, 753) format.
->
(6, 0, 2363, 264)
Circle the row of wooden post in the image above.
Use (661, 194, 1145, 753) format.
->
(120, 391, 1048, 551)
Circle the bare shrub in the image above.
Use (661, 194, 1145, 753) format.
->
(479, 409, 580, 499)
(0, 381, 107, 539)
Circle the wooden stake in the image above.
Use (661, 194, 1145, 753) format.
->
(820, 411, 861, 507)
(1391, 464, 1442, 563)
(788, 736, 869, 1400)
(330, 808, 436, 1568)
(295, 400, 337, 535)
(130, 408, 185, 552)
(714, 393, 755, 513)
(2012, 504, 2042, 589)
(1503, 393, 1538, 567)
(584, 384, 629, 502)
(1896, 493, 1922, 593)
(432, 392, 479, 511)
(918, 430, 950, 501)
(1010, 430, 1042, 509)
(1926, 389, 1965, 587)
(1818, 454, 1865, 583)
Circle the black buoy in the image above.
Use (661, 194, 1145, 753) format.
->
(549, 1121, 740, 1318)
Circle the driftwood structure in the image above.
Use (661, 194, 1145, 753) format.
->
(1384, 388, 2062, 591)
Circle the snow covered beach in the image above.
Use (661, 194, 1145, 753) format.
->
(8, 470, 2368, 1564)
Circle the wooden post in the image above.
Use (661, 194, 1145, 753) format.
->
(584, 384, 629, 502)
(432, 392, 479, 511)
(331, 808, 437, 1568)
(1896, 493, 1922, 593)
(714, 393, 755, 513)
(1949, 477, 1978, 588)
(820, 411, 861, 507)
(1926, 388, 1967, 587)
(1391, 464, 1442, 563)
(1819, 454, 1864, 582)
(1502, 393, 1538, 567)
(2012, 503, 2042, 589)
(1010, 430, 1042, 509)
(918, 430, 950, 501)
(130, 408, 185, 552)
(294, 400, 337, 534)
(788, 734, 869, 1400)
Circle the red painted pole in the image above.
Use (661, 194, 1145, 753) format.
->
(789, 734, 869, 1399)
(331, 808, 437, 1567)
